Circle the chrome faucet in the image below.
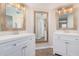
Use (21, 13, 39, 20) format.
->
(14, 22, 19, 34)
(0, 24, 3, 31)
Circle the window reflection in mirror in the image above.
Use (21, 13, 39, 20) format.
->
(0, 3, 26, 31)
(0, 4, 5, 31)
(56, 5, 77, 30)
(6, 15, 13, 29)
(5, 3, 26, 30)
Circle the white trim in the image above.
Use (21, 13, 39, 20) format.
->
(36, 46, 53, 50)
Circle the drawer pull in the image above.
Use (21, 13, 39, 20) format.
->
(13, 44, 16, 46)
(75, 39, 78, 40)
(65, 42, 69, 44)
(22, 46, 27, 48)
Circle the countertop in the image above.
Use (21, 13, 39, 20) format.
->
(0, 33, 35, 44)
(54, 32, 79, 36)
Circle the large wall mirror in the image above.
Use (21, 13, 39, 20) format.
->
(56, 5, 77, 30)
(0, 3, 26, 31)
(34, 11, 48, 43)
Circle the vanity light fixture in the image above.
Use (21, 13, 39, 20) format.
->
(58, 10, 61, 15)
(57, 6, 73, 15)
(15, 4, 20, 9)
(62, 8, 67, 14)
(68, 7, 73, 13)
(9, 3, 25, 10)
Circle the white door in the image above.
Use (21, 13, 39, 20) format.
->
(53, 35, 66, 55)
(67, 39, 79, 56)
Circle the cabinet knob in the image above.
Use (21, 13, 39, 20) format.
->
(22, 45, 27, 49)
(65, 42, 69, 44)
(75, 39, 78, 40)
(13, 44, 16, 46)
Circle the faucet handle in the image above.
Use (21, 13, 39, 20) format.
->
(15, 22, 17, 28)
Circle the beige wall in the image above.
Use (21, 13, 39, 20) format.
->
(25, 4, 79, 49)
(0, 4, 79, 49)
(74, 4, 79, 32)
(26, 7, 55, 48)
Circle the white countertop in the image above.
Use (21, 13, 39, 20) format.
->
(0, 33, 35, 44)
(54, 32, 79, 36)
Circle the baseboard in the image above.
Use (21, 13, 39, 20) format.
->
(36, 46, 53, 50)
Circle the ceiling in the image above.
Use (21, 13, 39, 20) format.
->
(26, 3, 73, 9)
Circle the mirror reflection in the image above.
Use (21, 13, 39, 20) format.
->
(0, 4, 5, 31)
(56, 5, 76, 30)
(34, 11, 48, 43)
(0, 3, 26, 31)
(5, 4, 25, 30)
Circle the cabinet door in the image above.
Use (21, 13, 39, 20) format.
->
(22, 44, 30, 56)
(53, 35, 66, 55)
(0, 42, 22, 56)
(9, 46, 22, 56)
(67, 39, 79, 56)
(0, 44, 14, 56)
(22, 39, 35, 56)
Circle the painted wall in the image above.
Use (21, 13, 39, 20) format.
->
(26, 4, 79, 49)
(1, 4, 79, 49)
(26, 6, 56, 48)
(74, 4, 79, 32)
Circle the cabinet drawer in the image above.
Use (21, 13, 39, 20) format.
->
(0, 36, 33, 47)
(54, 34, 79, 41)
(15, 37, 34, 47)
(0, 42, 17, 56)
(53, 34, 64, 39)
(63, 35, 79, 41)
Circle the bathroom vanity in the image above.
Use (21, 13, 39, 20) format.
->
(53, 32, 79, 56)
(53, 4, 79, 56)
(0, 4, 35, 56)
(0, 33, 35, 56)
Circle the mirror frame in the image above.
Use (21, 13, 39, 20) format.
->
(4, 3, 26, 31)
(55, 5, 77, 30)
(34, 11, 49, 43)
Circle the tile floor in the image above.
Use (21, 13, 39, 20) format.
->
(36, 48, 53, 56)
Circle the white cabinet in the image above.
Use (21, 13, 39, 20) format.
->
(67, 39, 79, 56)
(53, 33, 79, 56)
(53, 35, 66, 55)
(22, 38, 35, 56)
(0, 34, 35, 56)
(0, 42, 22, 56)
(9, 45, 22, 56)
